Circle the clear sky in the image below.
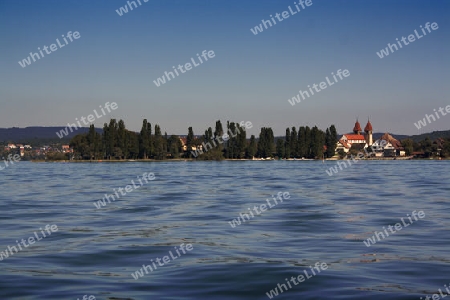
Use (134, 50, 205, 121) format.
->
(0, 0, 449, 136)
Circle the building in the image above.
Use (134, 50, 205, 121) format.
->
(364, 119, 373, 146)
(179, 137, 201, 152)
(61, 145, 73, 153)
(375, 133, 404, 157)
(336, 119, 406, 157)
(337, 119, 373, 152)
(335, 139, 351, 153)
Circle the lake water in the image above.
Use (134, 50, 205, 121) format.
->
(0, 161, 449, 300)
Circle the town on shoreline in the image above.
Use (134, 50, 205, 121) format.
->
(2, 118, 449, 163)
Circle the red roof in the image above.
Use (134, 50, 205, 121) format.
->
(338, 139, 351, 148)
(353, 120, 362, 132)
(364, 120, 373, 132)
(343, 134, 366, 141)
(380, 133, 402, 148)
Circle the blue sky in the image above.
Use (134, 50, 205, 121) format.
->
(0, 0, 449, 136)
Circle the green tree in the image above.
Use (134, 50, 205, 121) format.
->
(117, 120, 126, 159)
(139, 119, 149, 159)
(186, 127, 195, 158)
(401, 138, 414, 156)
(420, 137, 434, 157)
(147, 122, 154, 158)
(291, 127, 298, 158)
(304, 126, 311, 158)
(247, 135, 257, 158)
(87, 124, 101, 160)
(108, 119, 119, 159)
(126, 130, 139, 159)
(284, 128, 290, 159)
(298, 126, 306, 158)
(225, 121, 241, 159)
(168, 135, 182, 158)
(153, 124, 165, 160)
(310, 126, 325, 159)
(236, 124, 247, 159)
(325, 125, 337, 158)
(70, 134, 89, 159)
(102, 120, 118, 160)
(214, 120, 224, 152)
(276, 138, 285, 159)
(257, 127, 274, 158)
(442, 138, 450, 158)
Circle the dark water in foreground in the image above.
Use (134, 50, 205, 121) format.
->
(0, 161, 449, 300)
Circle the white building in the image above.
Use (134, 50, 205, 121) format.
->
(336, 119, 373, 152)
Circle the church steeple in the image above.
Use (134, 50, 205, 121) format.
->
(364, 118, 373, 146)
(353, 119, 362, 134)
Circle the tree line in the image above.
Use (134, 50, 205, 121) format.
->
(68, 119, 338, 160)
(276, 125, 338, 159)
(401, 137, 450, 157)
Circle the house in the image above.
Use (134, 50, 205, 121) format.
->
(179, 138, 188, 151)
(370, 139, 386, 157)
(179, 137, 201, 152)
(62, 145, 72, 153)
(336, 139, 351, 153)
(371, 133, 405, 157)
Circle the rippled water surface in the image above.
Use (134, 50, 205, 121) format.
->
(0, 161, 449, 299)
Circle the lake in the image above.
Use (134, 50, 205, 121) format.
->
(0, 161, 449, 299)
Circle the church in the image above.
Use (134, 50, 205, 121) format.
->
(336, 119, 373, 153)
(336, 119, 405, 157)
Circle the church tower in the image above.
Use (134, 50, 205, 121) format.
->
(353, 119, 362, 135)
(364, 119, 373, 146)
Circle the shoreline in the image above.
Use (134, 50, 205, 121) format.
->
(30, 157, 448, 163)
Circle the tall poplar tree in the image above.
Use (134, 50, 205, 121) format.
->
(304, 126, 311, 158)
(186, 127, 194, 157)
(298, 126, 306, 158)
(139, 119, 149, 159)
(154, 124, 165, 160)
(327, 125, 338, 158)
(236, 124, 247, 158)
(291, 127, 298, 158)
(276, 138, 285, 159)
(284, 128, 291, 159)
(118, 120, 126, 159)
(247, 135, 257, 158)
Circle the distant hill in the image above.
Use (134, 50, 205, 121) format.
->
(373, 132, 409, 141)
(0, 126, 102, 143)
(402, 130, 450, 142)
(374, 131, 450, 142)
